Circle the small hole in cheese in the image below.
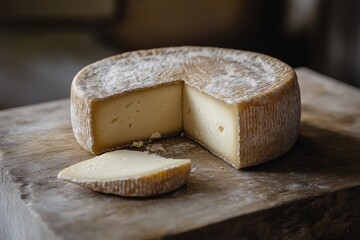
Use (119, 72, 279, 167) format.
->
(125, 102, 133, 108)
(128, 123, 132, 129)
(218, 126, 224, 132)
(111, 117, 118, 124)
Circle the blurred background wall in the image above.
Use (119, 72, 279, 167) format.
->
(0, 0, 359, 109)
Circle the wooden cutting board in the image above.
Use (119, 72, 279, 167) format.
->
(1, 68, 360, 240)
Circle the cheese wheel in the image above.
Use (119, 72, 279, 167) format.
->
(71, 46, 300, 168)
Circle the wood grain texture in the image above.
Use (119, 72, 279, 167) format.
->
(1, 68, 360, 239)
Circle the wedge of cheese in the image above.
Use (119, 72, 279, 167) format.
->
(58, 150, 191, 197)
(71, 46, 300, 168)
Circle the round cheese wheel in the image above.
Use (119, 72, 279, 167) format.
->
(71, 46, 300, 168)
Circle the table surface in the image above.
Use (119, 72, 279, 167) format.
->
(1, 68, 360, 240)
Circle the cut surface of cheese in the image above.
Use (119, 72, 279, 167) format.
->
(183, 84, 239, 165)
(92, 82, 182, 153)
(58, 150, 191, 197)
(71, 46, 301, 168)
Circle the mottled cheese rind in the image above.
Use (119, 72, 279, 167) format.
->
(238, 75, 300, 168)
(71, 46, 300, 168)
(81, 165, 190, 197)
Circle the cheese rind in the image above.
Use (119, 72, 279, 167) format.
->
(58, 150, 191, 197)
(238, 78, 300, 168)
(71, 46, 300, 168)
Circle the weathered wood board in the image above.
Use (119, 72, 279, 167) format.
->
(1, 68, 360, 239)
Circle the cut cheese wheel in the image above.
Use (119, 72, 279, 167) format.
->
(71, 46, 301, 168)
(58, 150, 191, 197)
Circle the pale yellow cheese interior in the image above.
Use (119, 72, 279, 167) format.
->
(58, 150, 191, 181)
(93, 83, 183, 153)
(183, 85, 239, 165)
(91, 82, 239, 166)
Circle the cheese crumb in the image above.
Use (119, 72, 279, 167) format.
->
(146, 144, 166, 152)
(132, 141, 144, 148)
(150, 132, 162, 139)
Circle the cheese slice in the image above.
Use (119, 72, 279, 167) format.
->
(71, 46, 301, 168)
(58, 150, 191, 197)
